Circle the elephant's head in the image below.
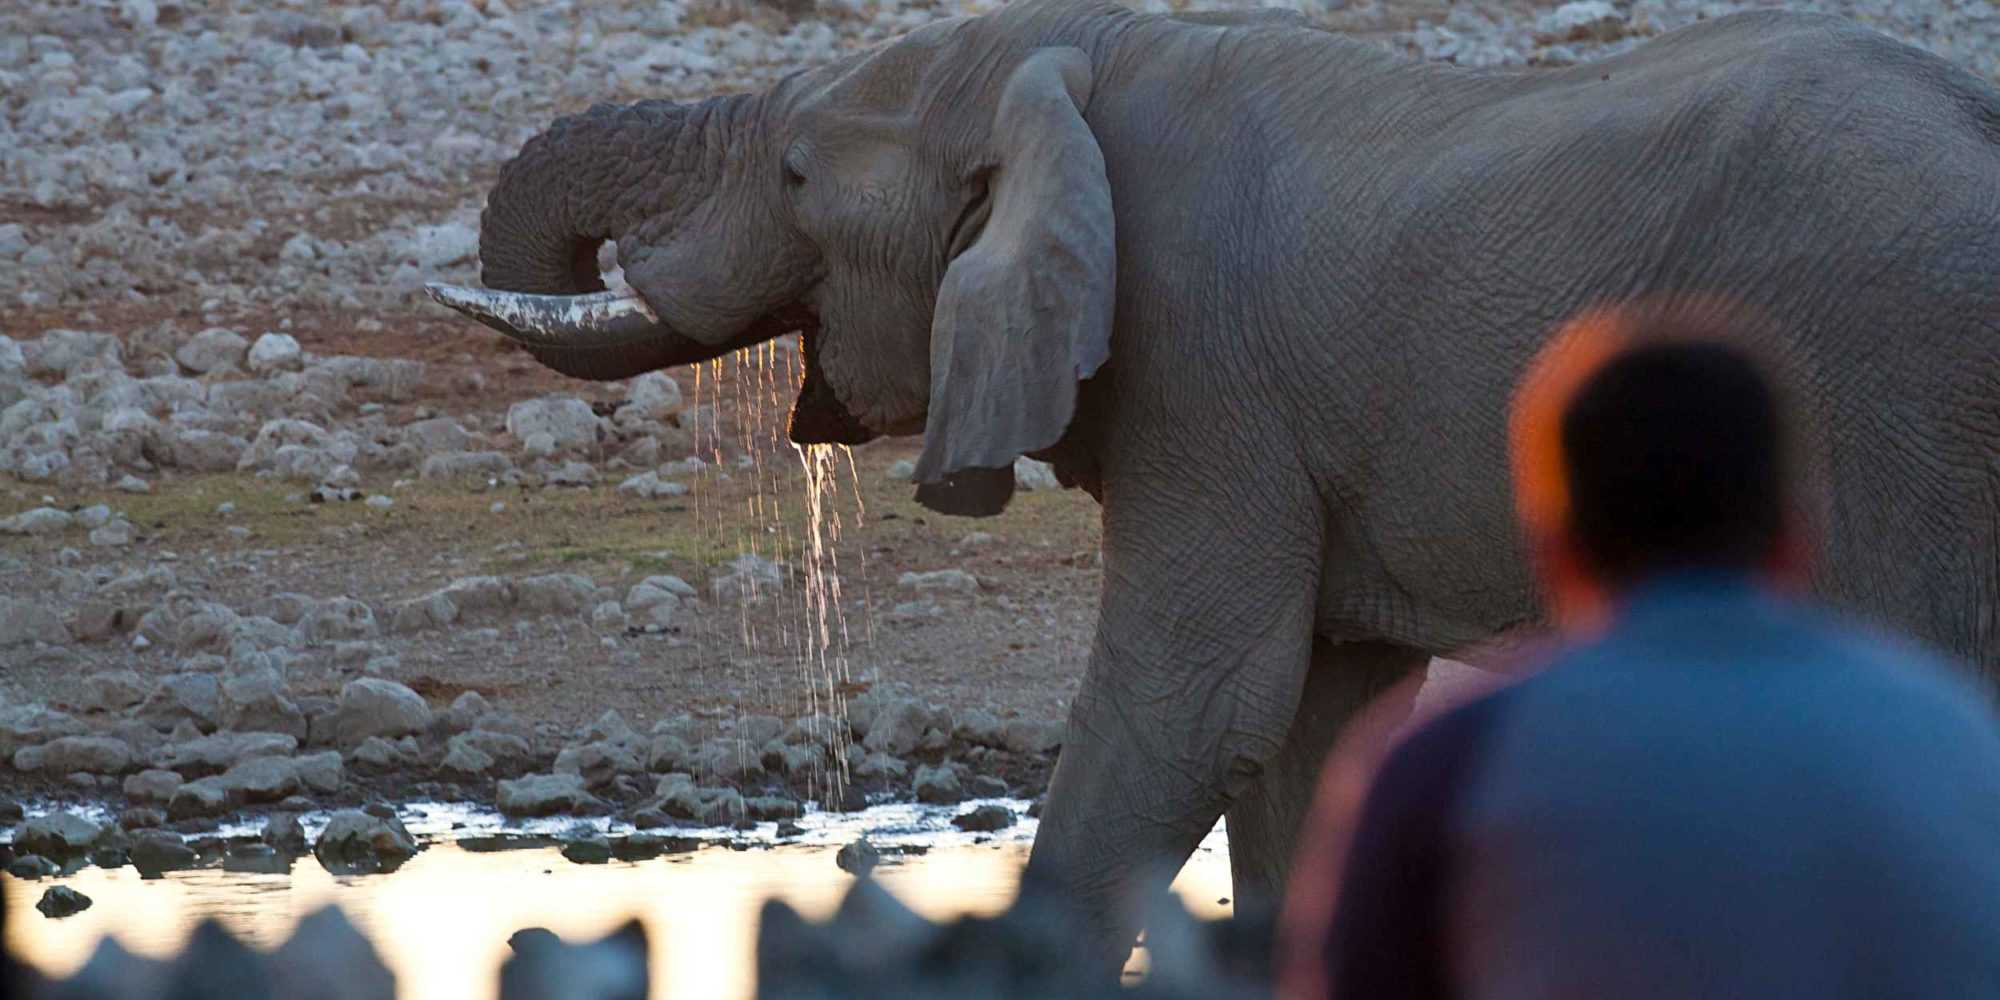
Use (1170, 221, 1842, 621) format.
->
(435, 3, 1117, 516)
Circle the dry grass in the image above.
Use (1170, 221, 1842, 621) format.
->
(0, 440, 1102, 594)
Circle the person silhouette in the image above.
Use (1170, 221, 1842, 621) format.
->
(1279, 301, 2000, 1000)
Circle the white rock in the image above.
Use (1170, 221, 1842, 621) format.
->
(1013, 457, 1061, 491)
(364, 495, 394, 510)
(389, 592, 457, 634)
(24, 330, 120, 378)
(0, 599, 71, 647)
(1536, 1, 1626, 42)
(678, 404, 719, 441)
(90, 520, 136, 547)
(544, 461, 597, 487)
(639, 575, 696, 599)
(298, 598, 379, 644)
(331, 679, 433, 747)
(616, 471, 689, 499)
(889, 600, 943, 621)
(314, 809, 417, 864)
(85, 671, 149, 712)
(279, 233, 318, 264)
(400, 417, 474, 453)
(175, 328, 250, 374)
(124, 768, 182, 803)
(238, 419, 357, 481)
(623, 577, 688, 627)
(617, 435, 662, 466)
(166, 428, 248, 472)
(219, 668, 306, 740)
(2, 507, 72, 535)
(898, 569, 980, 594)
(625, 372, 683, 419)
(121, 0, 158, 27)
(16, 811, 103, 856)
(497, 772, 600, 817)
(709, 554, 787, 601)
(591, 601, 626, 628)
(296, 751, 344, 793)
(886, 459, 916, 482)
(137, 675, 226, 733)
(407, 221, 479, 270)
(420, 451, 513, 480)
(77, 505, 112, 529)
(34, 736, 135, 776)
(246, 333, 303, 373)
(441, 576, 515, 614)
(440, 737, 497, 778)
(515, 574, 597, 615)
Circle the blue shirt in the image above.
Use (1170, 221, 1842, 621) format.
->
(1321, 572, 2000, 999)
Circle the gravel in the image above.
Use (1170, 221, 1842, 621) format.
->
(1, 0, 1991, 318)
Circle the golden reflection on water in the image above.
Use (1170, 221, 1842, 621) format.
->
(7, 841, 1234, 999)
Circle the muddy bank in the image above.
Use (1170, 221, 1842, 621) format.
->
(0, 794, 1043, 884)
(0, 673, 1062, 860)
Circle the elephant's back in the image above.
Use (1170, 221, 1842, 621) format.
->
(1316, 11, 2000, 664)
(1362, 8, 2000, 373)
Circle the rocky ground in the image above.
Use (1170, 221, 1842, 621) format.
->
(0, 309, 1087, 839)
(7, 0, 2000, 866)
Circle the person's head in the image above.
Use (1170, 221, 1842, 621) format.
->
(1510, 300, 1810, 631)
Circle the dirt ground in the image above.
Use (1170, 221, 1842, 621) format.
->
(0, 328, 1103, 739)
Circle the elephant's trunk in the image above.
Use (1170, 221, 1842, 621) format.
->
(479, 98, 700, 296)
(446, 97, 767, 380)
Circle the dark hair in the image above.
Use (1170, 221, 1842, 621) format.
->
(1560, 332, 1790, 586)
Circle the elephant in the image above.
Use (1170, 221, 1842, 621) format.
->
(432, 0, 2000, 967)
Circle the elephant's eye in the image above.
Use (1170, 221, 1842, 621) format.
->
(782, 148, 809, 188)
(964, 165, 994, 202)
(947, 167, 995, 259)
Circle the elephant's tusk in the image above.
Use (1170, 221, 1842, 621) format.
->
(423, 283, 665, 348)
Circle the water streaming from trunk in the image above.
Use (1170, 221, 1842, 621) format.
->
(684, 340, 869, 804)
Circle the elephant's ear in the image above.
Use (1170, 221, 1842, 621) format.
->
(913, 47, 1114, 517)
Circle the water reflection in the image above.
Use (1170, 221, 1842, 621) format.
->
(7, 823, 1232, 999)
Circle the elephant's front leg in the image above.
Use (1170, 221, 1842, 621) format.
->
(1022, 475, 1324, 971)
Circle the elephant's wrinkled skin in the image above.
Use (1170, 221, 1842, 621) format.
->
(450, 0, 2000, 965)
